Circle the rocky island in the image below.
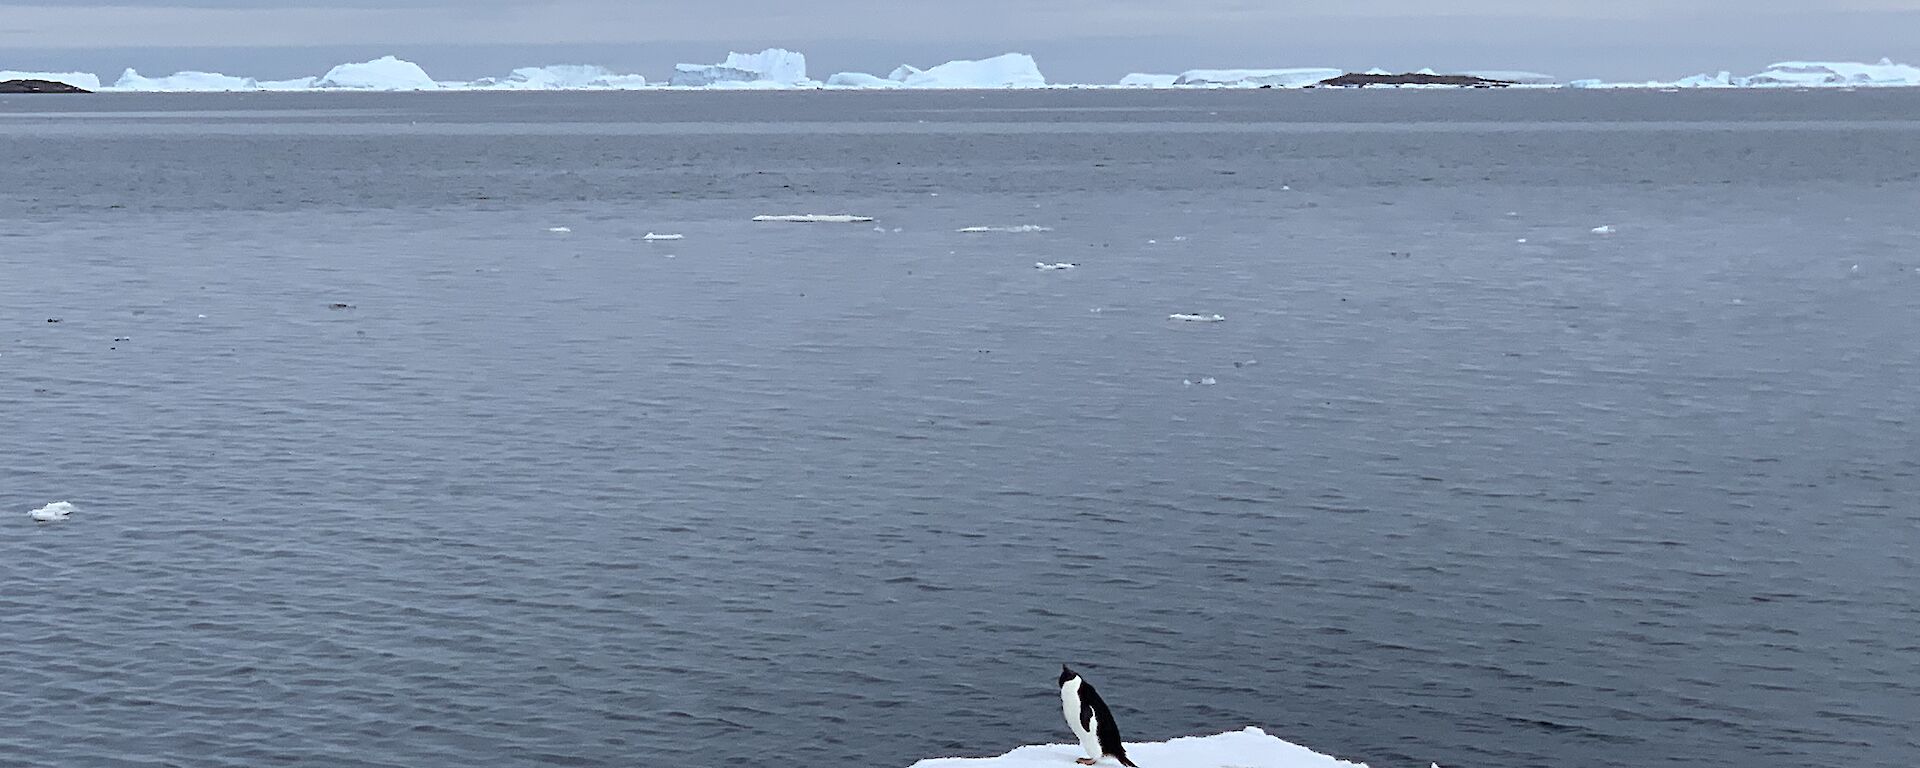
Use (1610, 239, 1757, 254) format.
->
(0, 79, 92, 93)
(1316, 72, 1514, 87)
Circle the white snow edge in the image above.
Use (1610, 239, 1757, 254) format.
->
(908, 727, 1376, 768)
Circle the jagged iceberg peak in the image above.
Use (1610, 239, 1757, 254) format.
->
(313, 55, 438, 90)
(670, 48, 808, 87)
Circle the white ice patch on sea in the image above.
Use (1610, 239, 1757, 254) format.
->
(958, 225, 1052, 233)
(642, 233, 684, 241)
(752, 214, 875, 223)
(28, 501, 75, 523)
(907, 727, 1375, 768)
(0, 71, 103, 90)
(1169, 313, 1226, 322)
(313, 56, 437, 90)
(1034, 262, 1077, 270)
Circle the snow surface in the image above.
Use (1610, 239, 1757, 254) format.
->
(313, 56, 437, 90)
(0, 71, 101, 90)
(1173, 68, 1342, 87)
(900, 54, 1046, 89)
(1119, 73, 1179, 87)
(753, 214, 875, 223)
(671, 48, 808, 87)
(909, 727, 1371, 768)
(468, 65, 647, 90)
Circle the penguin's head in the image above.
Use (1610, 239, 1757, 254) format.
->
(1059, 665, 1078, 686)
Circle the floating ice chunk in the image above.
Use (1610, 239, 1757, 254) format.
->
(1169, 313, 1225, 322)
(1173, 68, 1342, 87)
(1119, 73, 1179, 87)
(548, 226, 572, 233)
(642, 232, 684, 241)
(1034, 262, 1077, 270)
(1234, 359, 1258, 367)
(957, 225, 1052, 233)
(1745, 59, 1920, 87)
(1181, 376, 1219, 386)
(112, 68, 259, 92)
(672, 48, 808, 87)
(753, 214, 875, 223)
(0, 70, 102, 90)
(900, 54, 1046, 88)
(1591, 225, 1616, 234)
(314, 56, 437, 90)
(28, 501, 74, 523)
(907, 726, 1372, 768)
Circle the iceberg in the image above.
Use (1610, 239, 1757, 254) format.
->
(0, 70, 101, 91)
(909, 727, 1372, 768)
(1173, 68, 1343, 87)
(468, 65, 647, 90)
(112, 68, 259, 92)
(670, 48, 808, 87)
(1119, 73, 1179, 87)
(1743, 58, 1920, 86)
(313, 56, 437, 90)
(826, 72, 902, 88)
(899, 53, 1045, 88)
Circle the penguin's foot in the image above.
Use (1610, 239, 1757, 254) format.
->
(1076, 760, 1097, 766)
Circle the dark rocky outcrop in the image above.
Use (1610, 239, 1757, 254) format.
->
(0, 79, 91, 94)
(1317, 72, 1513, 88)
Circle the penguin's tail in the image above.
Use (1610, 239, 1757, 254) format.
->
(1114, 748, 1139, 768)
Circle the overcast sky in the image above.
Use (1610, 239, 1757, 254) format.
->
(5, 1, 1918, 83)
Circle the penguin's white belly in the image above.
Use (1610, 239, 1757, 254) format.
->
(1061, 680, 1100, 759)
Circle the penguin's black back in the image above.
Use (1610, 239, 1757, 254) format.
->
(1077, 679, 1136, 767)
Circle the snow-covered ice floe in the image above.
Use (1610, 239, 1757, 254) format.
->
(1, 70, 103, 90)
(1591, 225, 1616, 234)
(28, 501, 75, 523)
(958, 225, 1052, 233)
(1170, 313, 1226, 322)
(642, 232, 684, 241)
(670, 48, 810, 87)
(547, 226, 572, 233)
(1173, 68, 1342, 87)
(1034, 262, 1077, 270)
(908, 727, 1372, 768)
(753, 214, 875, 223)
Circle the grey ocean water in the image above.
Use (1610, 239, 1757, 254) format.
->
(2, 89, 1917, 768)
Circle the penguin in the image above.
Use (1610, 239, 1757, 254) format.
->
(1059, 665, 1137, 767)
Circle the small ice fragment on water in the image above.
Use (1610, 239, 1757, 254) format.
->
(548, 226, 571, 233)
(874, 226, 886, 232)
(1172, 235, 1188, 241)
(1506, 211, 1519, 217)
(891, 228, 902, 233)
(196, 314, 207, 318)
(642, 232, 684, 241)
(752, 214, 875, 223)
(1169, 313, 1225, 322)
(1516, 238, 1527, 243)
(1035, 262, 1077, 270)
(1591, 225, 1616, 234)
(1201, 376, 1217, 385)
(957, 225, 1052, 233)
(28, 501, 74, 523)
(1281, 185, 1291, 190)
(1089, 308, 1103, 313)
(1850, 264, 1860, 273)
(1147, 239, 1157, 244)
(1233, 359, 1257, 368)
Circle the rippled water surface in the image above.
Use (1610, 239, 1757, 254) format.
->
(3, 89, 1918, 768)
